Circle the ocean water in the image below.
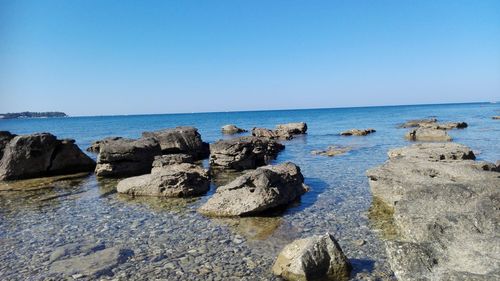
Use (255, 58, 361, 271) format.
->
(0, 102, 499, 280)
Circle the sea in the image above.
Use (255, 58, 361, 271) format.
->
(0, 102, 499, 280)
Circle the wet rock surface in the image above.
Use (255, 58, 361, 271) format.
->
(404, 127, 452, 142)
(209, 136, 285, 170)
(366, 143, 500, 280)
(142, 126, 209, 160)
(199, 162, 308, 216)
(95, 137, 161, 177)
(117, 163, 210, 198)
(0, 133, 95, 180)
(221, 125, 247, 134)
(272, 233, 351, 281)
(340, 129, 376, 136)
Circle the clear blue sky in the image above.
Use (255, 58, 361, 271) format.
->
(1, 0, 499, 116)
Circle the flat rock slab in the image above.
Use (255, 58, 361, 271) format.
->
(198, 162, 308, 216)
(366, 142, 500, 280)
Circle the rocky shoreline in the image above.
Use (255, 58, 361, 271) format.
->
(1, 116, 499, 280)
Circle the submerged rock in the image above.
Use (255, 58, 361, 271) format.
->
(209, 136, 284, 171)
(366, 143, 500, 280)
(198, 162, 308, 216)
(272, 233, 351, 281)
(311, 146, 352, 157)
(117, 163, 209, 197)
(340, 128, 376, 136)
(142, 126, 209, 159)
(405, 127, 452, 142)
(221, 124, 247, 134)
(95, 137, 161, 177)
(399, 118, 437, 128)
(0, 133, 95, 180)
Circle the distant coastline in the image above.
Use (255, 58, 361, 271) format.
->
(0, 111, 67, 119)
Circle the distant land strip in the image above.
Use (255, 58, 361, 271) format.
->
(0, 111, 68, 119)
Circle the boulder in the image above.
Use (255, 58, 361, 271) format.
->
(405, 127, 452, 142)
(95, 137, 161, 177)
(366, 143, 500, 280)
(0, 133, 95, 180)
(151, 154, 193, 172)
(0, 131, 16, 159)
(399, 118, 437, 128)
(142, 126, 209, 159)
(221, 124, 247, 134)
(117, 163, 210, 197)
(275, 122, 308, 135)
(492, 116, 500, 120)
(272, 233, 351, 281)
(86, 137, 122, 153)
(311, 146, 352, 157)
(209, 136, 284, 171)
(340, 128, 376, 136)
(422, 122, 468, 130)
(252, 127, 292, 140)
(198, 162, 308, 216)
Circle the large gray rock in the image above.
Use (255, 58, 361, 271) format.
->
(221, 124, 247, 134)
(272, 233, 351, 281)
(399, 118, 438, 128)
(366, 143, 500, 280)
(86, 137, 122, 153)
(142, 126, 209, 159)
(340, 128, 376, 136)
(0, 131, 16, 159)
(198, 162, 307, 216)
(0, 133, 95, 180)
(276, 122, 308, 135)
(151, 154, 193, 171)
(252, 127, 290, 140)
(95, 137, 161, 177)
(405, 127, 452, 142)
(117, 163, 209, 197)
(209, 136, 284, 171)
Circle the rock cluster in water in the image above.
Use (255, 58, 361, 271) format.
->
(366, 142, 500, 280)
(401, 118, 467, 142)
(0, 132, 95, 180)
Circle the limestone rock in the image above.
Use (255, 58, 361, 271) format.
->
(86, 137, 122, 153)
(198, 162, 308, 216)
(151, 154, 193, 172)
(340, 128, 376, 136)
(221, 124, 247, 134)
(399, 118, 437, 128)
(405, 127, 452, 142)
(209, 136, 284, 171)
(0, 133, 95, 180)
(275, 122, 308, 135)
(117, 163, 209, 197)
(422, 122, 468, 130)
(272, 233, 351, 281)
(95, 137, 161, 177)
(142, 126, 209, 159)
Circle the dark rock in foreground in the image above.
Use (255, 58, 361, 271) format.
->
(198, 162, 307, 216)
(340, 128, 376, 136)
(272, 233, 351, 281)
(221, 124, 247, 134)
(142, 126, 209, 160)
(405, 127, 452, 142)
(0, 133, 95, 180)
(209, 136, 284, 171)
(117, 163, 209, 197)
(366, 143, 500, 280)
(95, 137, 161, 177)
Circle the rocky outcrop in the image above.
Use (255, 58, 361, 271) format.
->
(405, 127, 452, 142)
(252, 127, 293, 140)
(86, 137, 122, 153)
(0, 131, 16, 159)
(198, 162, 308, 216)
(311, 146, 352, 157)
(95, 137, 161, 177)
(209, 136, 284, 171)
(221, 125, 247, 134)
(399, 118, 437, 128)
(0, 133, 95, 180)
(366, 143, 500, 280)
(151, 154, 193, 171)
(142, 126, 209, 159)
(117, 163, 209, 197)
(340, 128, 376, 136)
(276, 122, 308, 135)
(492, 116, 500, 120)
(272, 233, 351, 281)
(422, 122, 468, 130)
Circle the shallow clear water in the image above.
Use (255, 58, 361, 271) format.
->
(0, 103, 499, 280)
